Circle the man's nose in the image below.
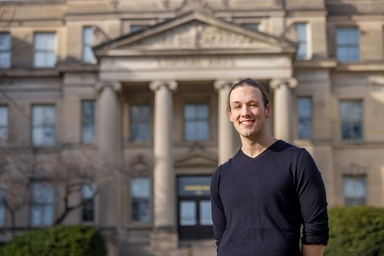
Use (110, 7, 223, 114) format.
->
(240, 105, 250, 116)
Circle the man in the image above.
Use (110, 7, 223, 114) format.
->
(210, 78, 329, 256)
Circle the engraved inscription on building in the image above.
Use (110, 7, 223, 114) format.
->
(157, 57, 235, 68)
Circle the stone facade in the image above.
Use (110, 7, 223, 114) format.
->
(1, 0, 384, 254)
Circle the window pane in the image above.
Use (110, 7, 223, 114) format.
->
(343, 176, 366, 206)
(131, 178, 149, 198)
(336, 28, 359, 62)
(30, 182, 53, 226)
(43, 206, 53, 225)
(179, 201, 196, 226)
(82, 101, 95, 143)
(0, 189, 5, 226)
(83, 27, 93, 45)
(0, 34, 10, 49)
(34, 33, 56, 67)
(130, 25, 149, 33)
(82, 184, 95, 199)
(295, 23, 307, 59)
(0, 106, 8, 143)
(340, 100, 363, 140)
(184, 104, 209, 141)
(82, 184, 95, 222)
(130, 104, 150, 142)
(243, 23, 260, 31)
(297, 98, 312, 139)
(200, 200, 213, 225)
(83, 27, 96, 63)
(0, 54, 10, 68)
(296, 23, 306, 41)
(131, 178, 150, 222)
(32, 105, 55, 146)
(0, 34, 10, 68)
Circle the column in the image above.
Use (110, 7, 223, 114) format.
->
(97, 82, 121, 228)
(98, 82, 121, 161)
(149, 81, 178, 250)
(270, 79, 297, 142)
(214, 80, 236, 165)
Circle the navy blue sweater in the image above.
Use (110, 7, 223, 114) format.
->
(210, 140, 329, 256)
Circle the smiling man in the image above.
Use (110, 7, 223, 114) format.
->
(210, 78, 329, 256)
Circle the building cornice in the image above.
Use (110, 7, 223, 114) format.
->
(294, 59, 337, 69)
(0, 69, 60, 77)
(335, 63, 384, 72)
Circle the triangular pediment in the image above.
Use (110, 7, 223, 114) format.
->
(174, 145, 218, 168)
(94, 11, 295, 56)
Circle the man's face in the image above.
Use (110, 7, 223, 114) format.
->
(228, 85, 271, 140)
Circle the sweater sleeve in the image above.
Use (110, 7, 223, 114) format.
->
(210, 169, 227, 250)
(295, 149, 329, 245)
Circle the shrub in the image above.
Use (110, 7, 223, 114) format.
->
(0, 225, 106, 256)
(325, 206, 384, 256)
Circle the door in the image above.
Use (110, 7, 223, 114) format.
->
(178, 176, 213, 240)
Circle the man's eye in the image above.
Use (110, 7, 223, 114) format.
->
(233, 106, 240, 109)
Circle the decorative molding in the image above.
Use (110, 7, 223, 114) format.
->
(130, 21, 270, 49)
(342, 164, 368, 176)
(269, 78, 297, 89)
(174, 143, 218, 168)
(96, 82, 122, 93)
(176, 0, 212, 14)
(125, 154, 152, 176)
(149, 81, 178, 91)
(213, 80, 235, 90)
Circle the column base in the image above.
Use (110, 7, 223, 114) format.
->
(150, 229, 178, 252)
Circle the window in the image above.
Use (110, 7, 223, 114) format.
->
(131, 177, 150, 222)
(82, 184, 95, 222)
(295, 23, 308, 60)
(34, 32, 56, 68)
(297, 97, 312, 139)
(340, 100, 363, 141)
(81, 101, 95, 143)
(130, 25, 149, 34)
(30, 182, 54, 226)
(32, 105, 55, 146)
(0, 189, 5, 226)
(184, 103, 209, 141)
(0, 105, 8, 144)
(130, 104, 150, 142)
(0, 33, 10, 68)
(336, 27, 359, 62)
(82, 27, 96, 63)
(242, 23, 260, 31)
(343, 176, 366, 206)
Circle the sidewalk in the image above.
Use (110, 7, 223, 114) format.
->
(118, 239, 216, 256)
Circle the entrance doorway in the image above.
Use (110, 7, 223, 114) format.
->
(177, 176, 213, 240)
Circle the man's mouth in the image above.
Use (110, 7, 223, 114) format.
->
(240, 120, 254, 125)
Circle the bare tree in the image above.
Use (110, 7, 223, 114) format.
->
(0, 147, 39, 237)
(53, 149, 119, 225)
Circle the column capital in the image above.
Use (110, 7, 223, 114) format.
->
(149, 81, 178, 92)
(213, 80, 236, 91)
(269, 78, 297, 90)
(96, 81, 122, 93)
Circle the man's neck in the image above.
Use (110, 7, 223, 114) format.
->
(240, 134, 277, 158)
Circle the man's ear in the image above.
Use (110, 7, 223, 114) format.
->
(228, 110, 234, 123)
(265, 104, 272, 118)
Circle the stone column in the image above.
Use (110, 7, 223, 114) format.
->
(270, 79, 297, 142)
(214, 80, 236, 165)
(97, 82, 121, 228)
(149, 81, 178, 251)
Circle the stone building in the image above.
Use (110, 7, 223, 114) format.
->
(0, 0, 384, 254)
